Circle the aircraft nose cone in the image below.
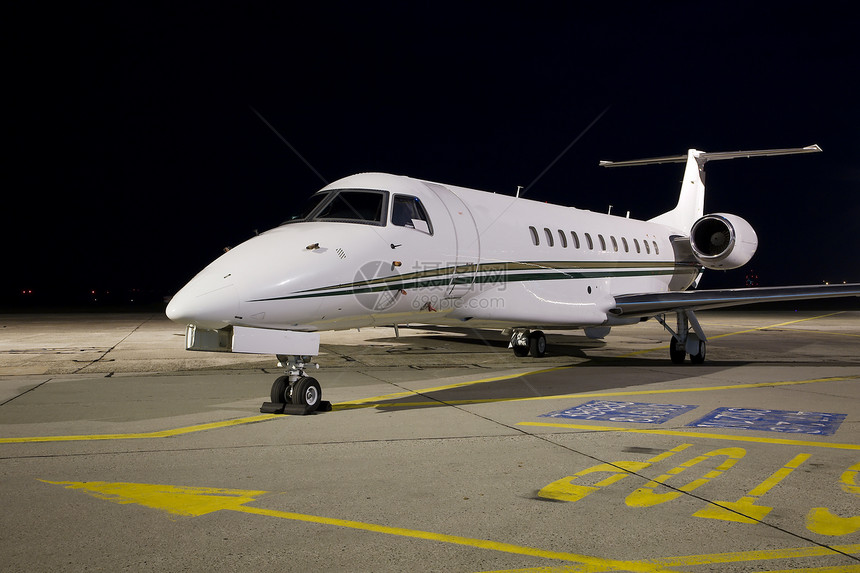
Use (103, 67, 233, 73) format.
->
(166, 279, 239, 330)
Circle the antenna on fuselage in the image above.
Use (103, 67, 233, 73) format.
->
(516, 185, 523, 198)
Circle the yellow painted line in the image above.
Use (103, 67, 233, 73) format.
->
(754, 566, 860, 573)
(0, 414, 279, 444)
(336, 374, 860, 410)
(479, 544, 860, 572)
(42, 479, 678, 573)
(239, 505, 678, 572)
(518, 422, 860, 451)
(774, 327, 860, 338)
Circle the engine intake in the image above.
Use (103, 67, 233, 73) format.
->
(690, 213, 757, 270)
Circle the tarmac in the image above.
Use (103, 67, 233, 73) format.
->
(1, 309, 859, 572)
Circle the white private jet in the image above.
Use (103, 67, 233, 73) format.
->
(166, 145, 859, 413)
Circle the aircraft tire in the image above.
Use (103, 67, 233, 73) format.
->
(513, 344, 529, 357)
(271, 375, 290, 403)
(528, 331, 547, 358)
(690, 340, 706, 364)
(292, 377, 322, 412)
(669, 337, 686, 364)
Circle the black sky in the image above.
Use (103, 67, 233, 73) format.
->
(7, 1, 859, 306)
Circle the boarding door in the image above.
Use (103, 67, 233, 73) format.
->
(422, 182, 480, 298)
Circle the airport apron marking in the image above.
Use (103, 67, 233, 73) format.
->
(41, 479, 860, 572)
(40, 479, 678, 573)
(536, 445, 859, 535)
(540, 400, 697, 424)
(687, 407, 847, 436)
(0, 414, 280, 444)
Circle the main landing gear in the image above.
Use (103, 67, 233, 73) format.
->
(260, 355, 331, 415)
(656, 310, 707, 364)
(508, 328, 547, 358)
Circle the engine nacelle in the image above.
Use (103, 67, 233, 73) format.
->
(689, 213, 758, 270)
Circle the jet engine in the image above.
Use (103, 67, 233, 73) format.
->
(689, 213, 758, 270)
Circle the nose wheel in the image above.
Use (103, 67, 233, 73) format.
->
(293, 376, 322, 409)
(261, 355, 330, 415)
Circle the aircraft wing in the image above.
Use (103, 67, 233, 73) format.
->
(610, 283, 860, 318)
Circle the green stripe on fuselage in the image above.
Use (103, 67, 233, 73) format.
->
(247, 261, 698, 302)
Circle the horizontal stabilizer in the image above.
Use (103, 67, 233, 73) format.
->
(599, 145, 821, 168)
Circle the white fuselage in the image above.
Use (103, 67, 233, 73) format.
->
(166, 173, 700, 332)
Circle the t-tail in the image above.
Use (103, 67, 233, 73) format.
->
(600, 144, 823, 234)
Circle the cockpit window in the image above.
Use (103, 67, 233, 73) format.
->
(282, 189, 389, 227)
(315, 190, 387, 225)
(281, 192, 330, 224)
(392, 195, 433, 234)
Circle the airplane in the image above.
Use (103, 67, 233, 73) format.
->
(166, 144, 860, 413)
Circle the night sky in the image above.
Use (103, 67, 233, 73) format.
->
(7, 2, 859, 308)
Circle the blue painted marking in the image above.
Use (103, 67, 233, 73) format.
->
(541, 400, 697, 424)
(687, 407, 846, 435)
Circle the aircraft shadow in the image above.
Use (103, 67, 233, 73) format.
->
(337, 328, 858, 413)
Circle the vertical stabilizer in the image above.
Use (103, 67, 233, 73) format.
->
(648, 149, 705, 232)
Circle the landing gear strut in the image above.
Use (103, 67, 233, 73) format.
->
(657, 310, 707, 364)
(261, 355, 331, 415)
(508, 329, 547, 358)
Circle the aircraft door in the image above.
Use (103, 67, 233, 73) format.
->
(422, 182, 481, 298)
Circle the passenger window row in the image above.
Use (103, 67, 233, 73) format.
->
(528, 226, 659, 255)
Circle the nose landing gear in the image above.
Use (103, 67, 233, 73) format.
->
(261, 355, 331, 415)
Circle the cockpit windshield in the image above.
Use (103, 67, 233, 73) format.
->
(281, 189, 389, 227)
(281, 192, 331, 224)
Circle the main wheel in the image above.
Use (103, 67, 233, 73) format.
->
(528, 331, 547, 358)
(690, 340, 707, 364)
(270, 375, 290, 403)
(292, 377, 322, 412)
(513, 344, 529, 357)
(669, 337, 686, 364)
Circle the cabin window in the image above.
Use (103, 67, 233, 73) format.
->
(571, 231, 580, 249)
(584, 233, 594, 250)
(392, 195, 433, 234)
(653, 240, 659, 255)
(314, 189, 388, 226)
(529, 226, 540, 245)
(644, 239, 651, 254)
(622, 237, 629, 252)
(598, 234, 607, 251)
(634, 238, 641, 253)
(544, 228, 554, 247)
(610, 236, 618, 252)
(558, 229, 567, 248)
